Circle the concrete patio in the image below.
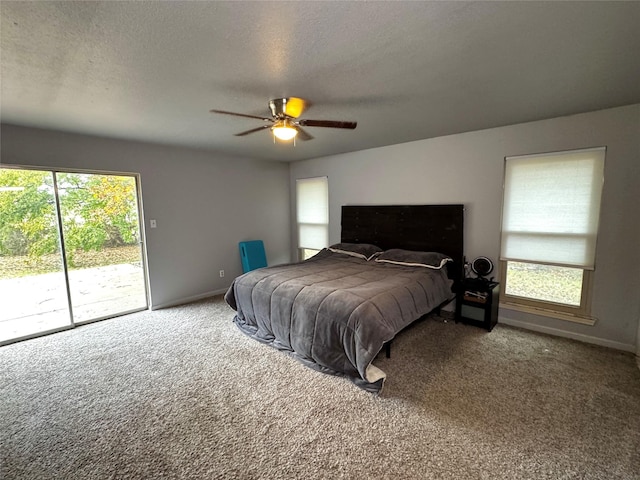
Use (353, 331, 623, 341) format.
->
(0, 263, 147, 342)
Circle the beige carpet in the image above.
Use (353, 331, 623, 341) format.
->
(1, 295, 639, 479)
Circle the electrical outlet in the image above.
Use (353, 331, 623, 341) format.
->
(219, 270, 225, 278)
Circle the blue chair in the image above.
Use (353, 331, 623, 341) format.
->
(239, 240, 267, 273)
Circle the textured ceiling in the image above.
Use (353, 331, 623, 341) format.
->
(2, 1, 639, 162)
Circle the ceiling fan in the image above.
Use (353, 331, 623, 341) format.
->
(210, 97, 357, 142)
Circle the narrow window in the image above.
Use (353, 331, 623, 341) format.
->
(500, 148, 605, 320)
(296, 176, 328, 261)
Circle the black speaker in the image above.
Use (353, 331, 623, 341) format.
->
(471, 256, 493, 279)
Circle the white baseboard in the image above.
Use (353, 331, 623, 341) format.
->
(498, 316, 636, 353)
(150, 288, 228, 310)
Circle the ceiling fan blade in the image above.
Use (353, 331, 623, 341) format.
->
(298, 119, 357, 129)
(295, 126, 314, 141)
(234, 125, 272, 136)
(210, 109, 273, 122)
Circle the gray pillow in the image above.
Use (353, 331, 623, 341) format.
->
(375, 249, 452, 269)
(328, 243, 383, 261)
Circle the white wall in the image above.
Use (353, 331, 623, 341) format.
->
(1, 124, 291, 309)
(290, 104, 640, 352)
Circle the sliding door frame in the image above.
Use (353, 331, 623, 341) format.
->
(0, 164, 150, 346)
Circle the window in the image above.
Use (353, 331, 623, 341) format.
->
(500, 147, 605, 321)
(296, 177, 328, 260)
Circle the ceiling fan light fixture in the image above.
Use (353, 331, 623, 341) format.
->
(211, 97, 356, 143)
(272, 119, 298, 141)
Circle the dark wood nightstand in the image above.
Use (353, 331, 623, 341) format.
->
(455, 278, 499, 331)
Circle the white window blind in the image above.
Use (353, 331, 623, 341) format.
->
(296, 176, 328, 250)
(500, 148, 605, 269)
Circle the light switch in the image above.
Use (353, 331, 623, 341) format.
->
(150, 219, 157, 228)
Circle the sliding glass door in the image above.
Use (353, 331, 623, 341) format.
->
(0, 167, 148, 344)
(0, 169, 72, 340)
(57, 172, 147, 323)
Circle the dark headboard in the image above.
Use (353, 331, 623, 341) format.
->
(341, 204, 464, 285)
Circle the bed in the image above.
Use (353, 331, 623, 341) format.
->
(224, 204, 464, 392)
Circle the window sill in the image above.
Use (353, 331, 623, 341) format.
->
(499, 302, 597, 326)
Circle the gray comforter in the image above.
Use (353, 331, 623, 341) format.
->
(224, 249, 454, 392)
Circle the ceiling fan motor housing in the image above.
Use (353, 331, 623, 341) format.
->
(269, 97, 306, 118)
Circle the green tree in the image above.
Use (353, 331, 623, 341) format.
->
(1, 170, 140, 261)
(58, 173, 139, 253)
(0, 169, 58, 256)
